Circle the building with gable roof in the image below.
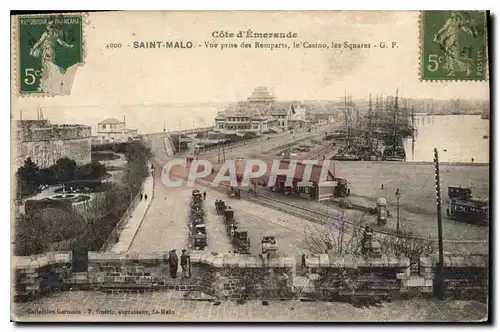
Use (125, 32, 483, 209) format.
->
(214, 87, 309, 134)
(96, 117, 138, 143)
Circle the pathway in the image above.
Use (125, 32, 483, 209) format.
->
(109, 171, 155, 253)
(13, 291, 487, 322)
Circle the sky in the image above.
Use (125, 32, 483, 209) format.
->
(12, 11, 489, 126)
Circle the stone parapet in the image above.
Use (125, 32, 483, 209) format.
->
(18, 124, 91, 142)
(13, 251, 488, 303)
(305, 254, 410, 268)
(419, 254, 488, 302)
(15, 251, 72, 269)
(14, 251, 72, 302)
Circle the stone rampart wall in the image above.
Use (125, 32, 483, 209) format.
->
(13, 251, 72, 302)
(86, 251, 296, 300)
(14, 122, 92, 169)
(15, 137, 92, 169)
(419, 254, 488, 302)
(304, 254, 411, 300)
(13, 251, 488, 303)
(19, 125, 91, 142)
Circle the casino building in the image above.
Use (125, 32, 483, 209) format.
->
(214, 87, 308, 134)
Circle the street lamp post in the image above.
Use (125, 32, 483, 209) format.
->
(396, 188, 401, 233)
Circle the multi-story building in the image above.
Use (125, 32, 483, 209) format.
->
(214, 87, 309, 134)
(95, 117, 138, 143)
(214, 103, 278, 134)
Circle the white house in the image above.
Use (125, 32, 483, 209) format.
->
(96, 117, 138, 143)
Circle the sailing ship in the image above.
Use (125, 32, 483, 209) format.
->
(382, 90, 407, 162)
(330, 89, 416, 162)
(331, 92, 362, 161)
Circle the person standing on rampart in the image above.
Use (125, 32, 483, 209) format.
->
(181, 249, 190, 278)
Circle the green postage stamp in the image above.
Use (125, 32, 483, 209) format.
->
(15, 14, 84, 95)
(421, 11, 488, 81)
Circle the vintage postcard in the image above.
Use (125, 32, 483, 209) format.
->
(11, 11, 490, 322)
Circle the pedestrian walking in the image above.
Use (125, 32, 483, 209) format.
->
(144, 194, 148, 201)
(181, 249, 189, 278)
(301, 254, 306, 268)
(381, 184, 384, 190)
(140, 193, 143, 200)
(203, 191, 206, 200)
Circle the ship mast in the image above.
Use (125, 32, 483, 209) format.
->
(368, 94, 373, 155)
(356, 98, 360, 136)
(393, 89, 399, 154)
(411, 104, 415, 159)
(343, 91, 349, 147)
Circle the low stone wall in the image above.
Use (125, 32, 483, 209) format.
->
(13, 251, 72, 302)
(304, 254, 411, 300)
(420, 254, 488, 302)
(87, 251, 296, 300)
(13, 251, 488, 303)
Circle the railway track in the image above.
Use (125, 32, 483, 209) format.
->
(150, 140, 487, 254)
(241, 190, 488, 246)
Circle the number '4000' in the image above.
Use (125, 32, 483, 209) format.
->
(106, 43, 122, 49)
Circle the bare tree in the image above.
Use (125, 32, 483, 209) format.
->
(301, 207, 366, 255)
(380, 225, 436, 270)
(302, 207, 436, 265)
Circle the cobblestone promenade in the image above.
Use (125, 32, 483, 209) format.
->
(128, 169, 321, 256)
(13, 291, 487, 322)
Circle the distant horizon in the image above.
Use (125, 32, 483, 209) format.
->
(12, 95, 490, 113)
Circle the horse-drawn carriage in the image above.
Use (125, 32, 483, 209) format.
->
(190, 205, 204, 224)
(192, 233, 207, 250)
(215, 199, 226, 214)
(232, 229, 250, 254)
(189, 189, 207, 250)
(228, 187, 241, 199)
(226, 222, 238, 238)
(223, 207, 234, 224)
(192, 189, 203, 202)
(261, 234, 278, 256)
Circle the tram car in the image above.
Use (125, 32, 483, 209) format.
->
(446, 186, 489, 226)
(447, 198, 489, 226)
(448, 186, 472, 200)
